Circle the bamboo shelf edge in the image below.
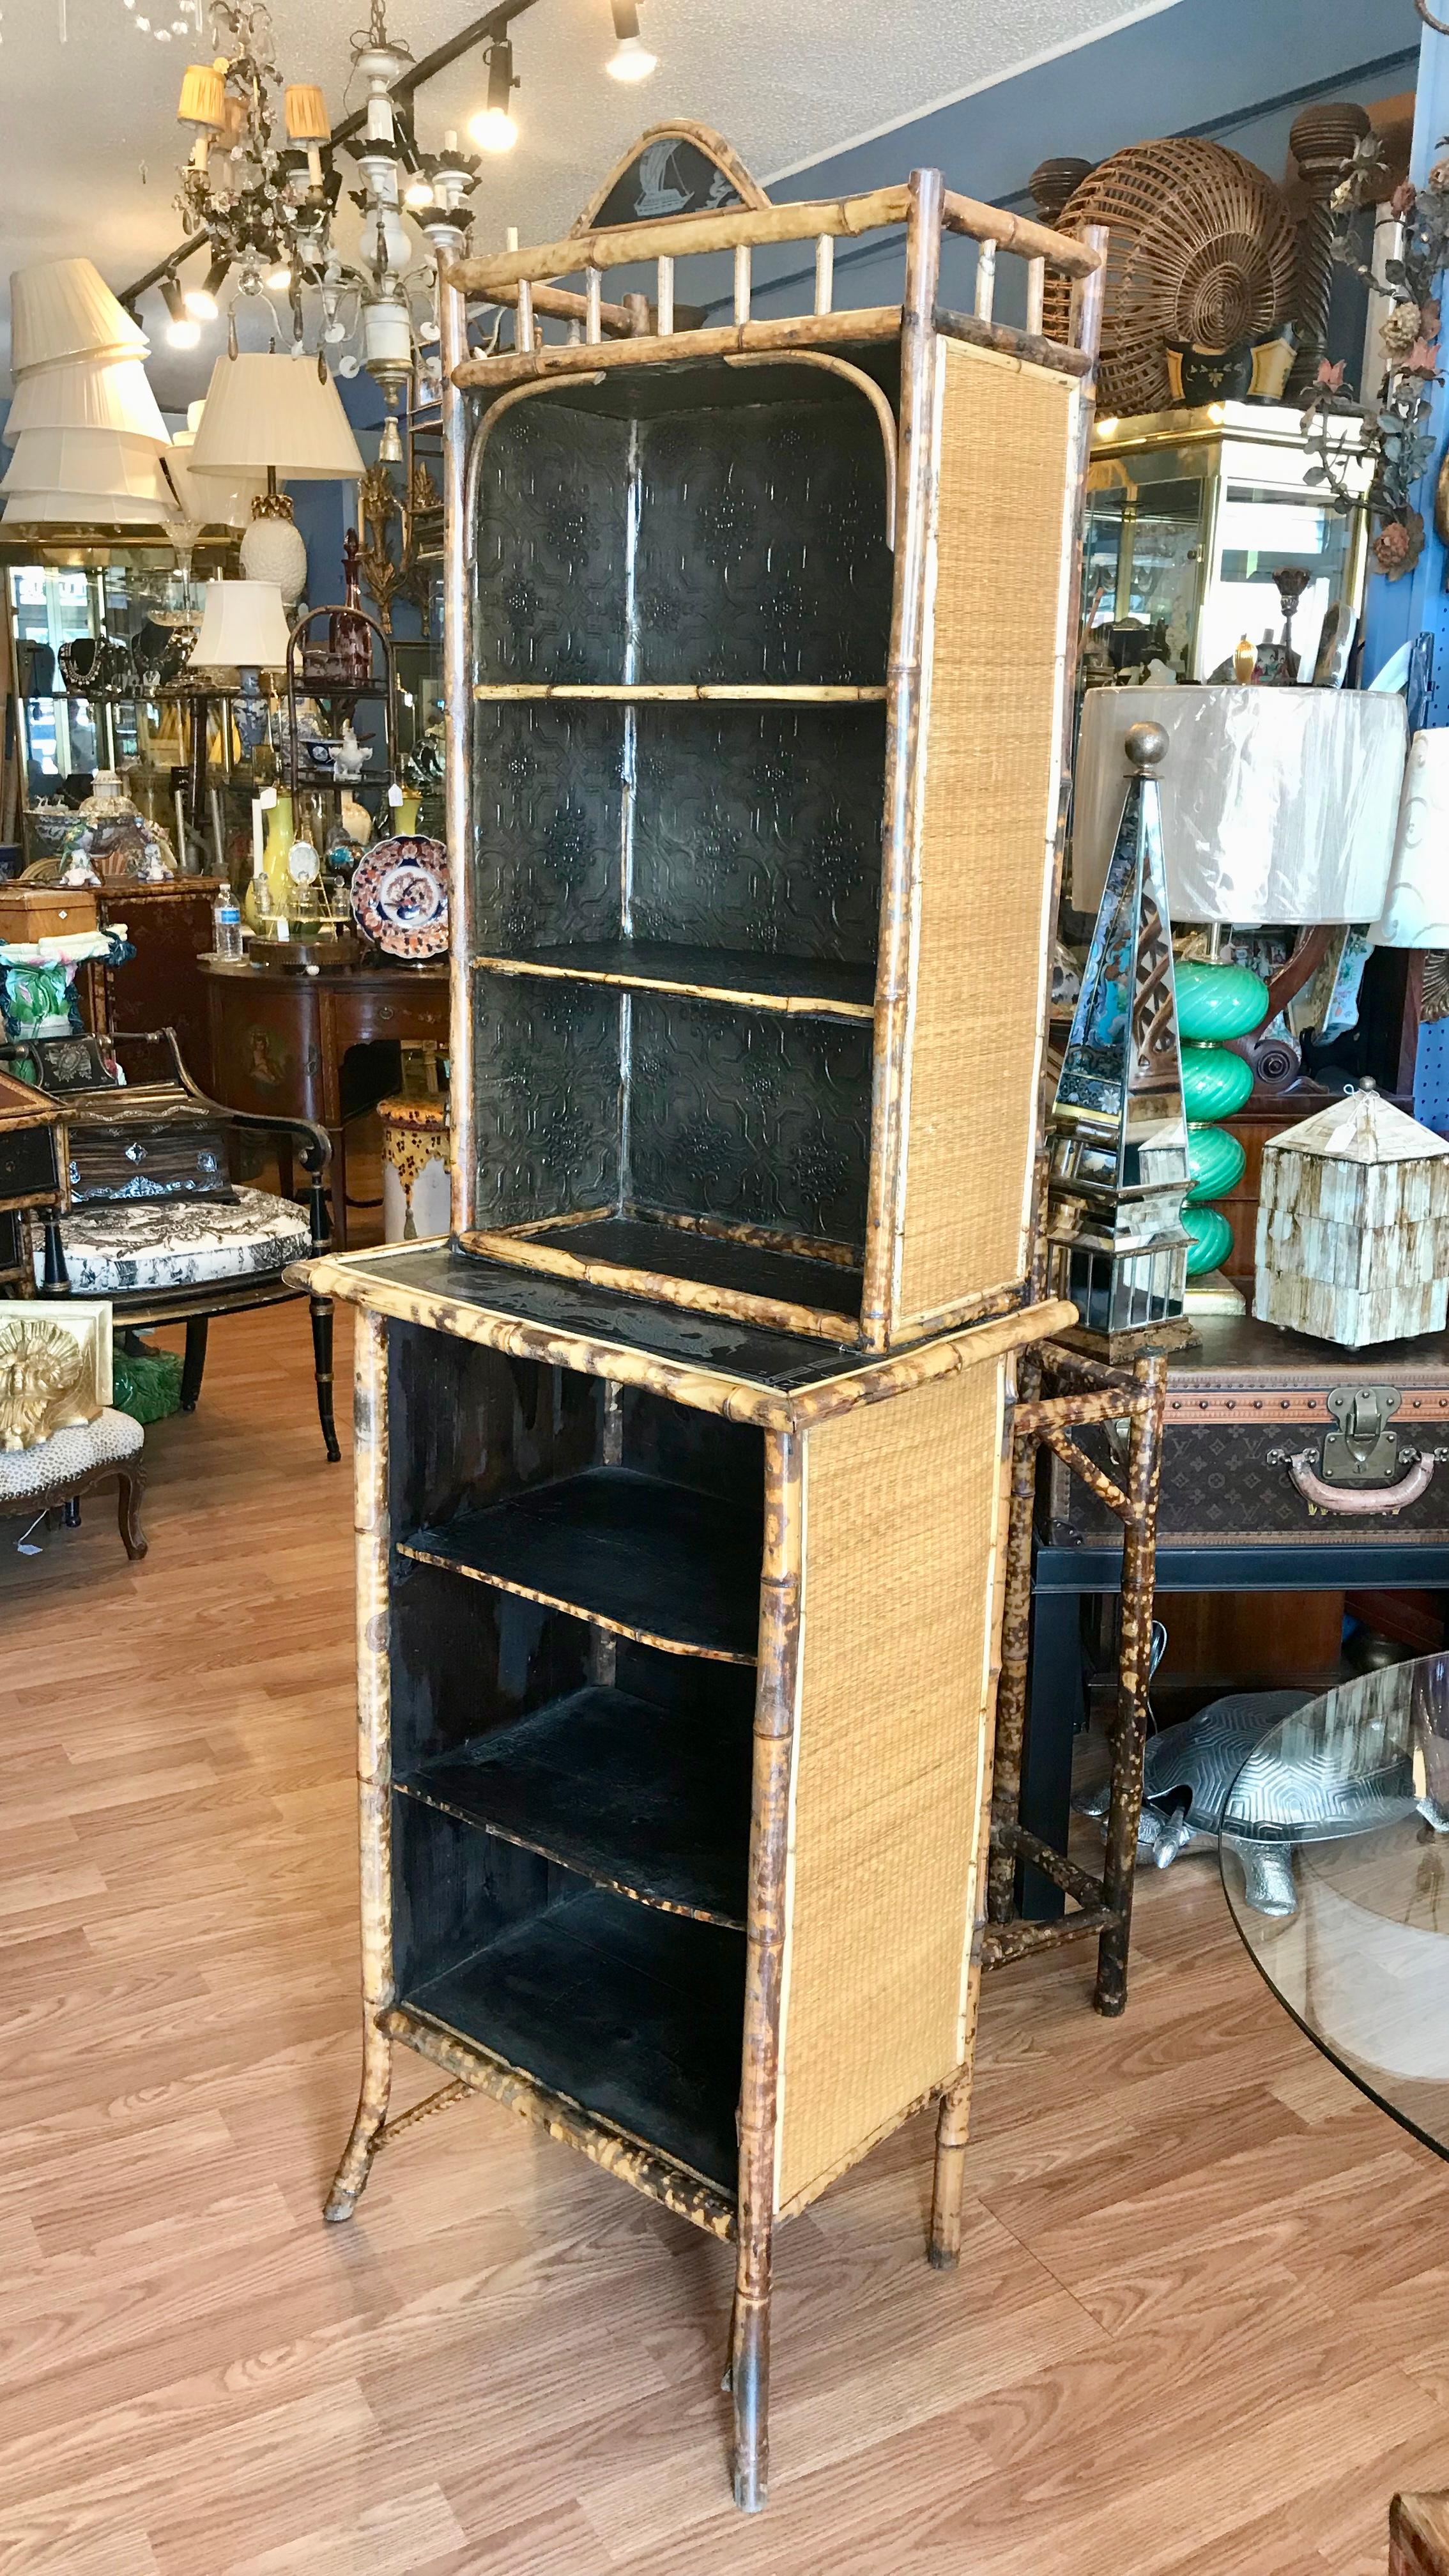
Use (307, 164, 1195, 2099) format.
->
(460, 1226, 863, 1346)
(452, 307, 903, 390)
(395, 1534, 760, 1668)
(289, 1255, 1077, 1425)
(469, 952, 875, 1021)
(470, 684, 887, 702)
(378, 2002, 739, 2239)
(394, 1772, 747, 1930)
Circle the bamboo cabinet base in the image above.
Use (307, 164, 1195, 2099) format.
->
(315, 1248, 1076, 2506)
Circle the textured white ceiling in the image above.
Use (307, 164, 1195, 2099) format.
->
(0, 0, 1172, 403)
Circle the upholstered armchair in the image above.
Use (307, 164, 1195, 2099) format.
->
(1, 1028, 341, 1460)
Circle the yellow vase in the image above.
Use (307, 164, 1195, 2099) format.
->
(263, 792, 295, 922)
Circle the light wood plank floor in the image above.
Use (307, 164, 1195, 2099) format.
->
(0, 1298, 1444, 2575)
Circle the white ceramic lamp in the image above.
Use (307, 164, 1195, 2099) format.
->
(188, 353, 364, 606)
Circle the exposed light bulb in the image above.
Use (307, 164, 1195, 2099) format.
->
(606, 0, 656, 80)
(469, 38, 518, 152)
(470, 106, 517, 151)
(160, 273, 201, 346)
(404, 174, 435, 208)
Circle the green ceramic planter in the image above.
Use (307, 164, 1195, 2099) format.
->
(1174, 959, 1269, 1045)
(1181, 1042, 1255, 1123)
(1183, 1200, 1235, 1277)
(1186, 1119, 1247, 1204)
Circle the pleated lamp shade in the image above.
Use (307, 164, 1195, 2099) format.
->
(192, 578, 293, 670)
(1, 488, 177, 527)
(1, 427, 172, 503)
(10, 257, 148, 373)
(188, 352, 365, 480)
(4, 353, 169, 445)
(161, 449, 266, 530)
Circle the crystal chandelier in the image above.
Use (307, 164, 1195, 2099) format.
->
(166, 0, 479, 448)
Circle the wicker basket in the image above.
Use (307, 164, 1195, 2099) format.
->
(1043, 138, 1296, 416)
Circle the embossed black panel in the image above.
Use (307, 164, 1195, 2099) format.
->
(632, 398, 892, 686)
(632, 704, 883, 965)
(471, 402, 626, 686)
(627, 993, 870, 1248)
(471, 702, 625, 952)
(471, 972, 622, 1227)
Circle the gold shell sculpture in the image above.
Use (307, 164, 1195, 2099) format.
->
(0, 1318, 95, 1450)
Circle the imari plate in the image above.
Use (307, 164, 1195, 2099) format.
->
(350, 836, 450, 960)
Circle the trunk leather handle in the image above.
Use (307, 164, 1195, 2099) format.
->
(1282, 1450, 1436, 1516)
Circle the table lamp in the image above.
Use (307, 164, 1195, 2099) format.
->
(187, 352, 365, 606)
(192, 578, 292, 752)
(1074, 686, 1408, 1305)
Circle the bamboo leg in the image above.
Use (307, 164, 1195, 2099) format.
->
(1094, 1354, 1165, 2018)
(730, 2222, 772, 2511)
(730, 1425, 803, 2511)
(325, 1307, 396, 2219)
(928, 2078, 972, 2269)
(986, 1347, 1042, 1925)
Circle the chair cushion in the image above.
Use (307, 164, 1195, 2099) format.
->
(35, 1187, 311, 1296)
(0, 1405, 141, 1501)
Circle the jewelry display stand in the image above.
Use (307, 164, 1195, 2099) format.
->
(305, 131, 1116, 2510)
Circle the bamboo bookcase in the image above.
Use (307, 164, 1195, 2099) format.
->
(317, 139, 1109, 2515)
(443, 162, 1107, 1352)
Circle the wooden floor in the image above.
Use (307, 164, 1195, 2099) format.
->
(1, 1298, 1445, 2576)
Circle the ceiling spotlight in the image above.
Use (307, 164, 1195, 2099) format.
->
(160, 273, 201, 347)
(606, 0, 656, 80)
(266, 262, 293, 290)
(404, 172, 435, 208)
(183, 252, 230, 321)
(469, 39, 518, 151)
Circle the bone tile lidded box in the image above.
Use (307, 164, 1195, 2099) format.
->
(1254, 1085, 1449, 1350)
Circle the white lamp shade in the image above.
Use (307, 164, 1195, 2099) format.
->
(188, 352, 365, 480)
(1073, 686, 1408, 925)
(0, 427, 171, 503)
(0, 488, 176, 527)
(4, 355, 169, 445)
(1370, 728, 1449, 946)
(10, 257, 148, 373)
(160, 450, 266, 530)
(192, 578, 293, 670)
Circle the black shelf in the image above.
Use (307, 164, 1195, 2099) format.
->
(404, 1884, 744, 2192)
(397, 1682, 753, 1928)
(399, 1465, 763, 1663)
(496, 1215, 864, 1330)
(473, 939, 875, 1022)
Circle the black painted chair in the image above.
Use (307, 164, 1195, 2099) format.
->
(1, 1028, 340, 1461)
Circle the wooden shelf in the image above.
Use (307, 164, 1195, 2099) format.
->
(397, 1682, 753, 1928)
(471, 682, 885, 703)
(398, 1466, 763, 1664)
(402, 1885, 745, 2193)
(471, 940, 875, 1022)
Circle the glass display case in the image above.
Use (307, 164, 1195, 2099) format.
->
(1082, 404, 1372, 686)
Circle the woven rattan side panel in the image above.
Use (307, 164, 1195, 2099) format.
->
(894, 343, 1077, 1335)
(772, 1361, 1006, 2216)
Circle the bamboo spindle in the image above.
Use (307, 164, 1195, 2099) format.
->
(585, 266, 602, 342)
(516, 279, 535, 351)
(657, 255, 675, 335)
(814, 234, 834, 314)
(1025, 256, 1046, 336)
(974, 240, 996, 321)
(733, 242, 751, 325)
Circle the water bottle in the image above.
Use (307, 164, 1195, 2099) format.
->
(212, 890, 244, 960)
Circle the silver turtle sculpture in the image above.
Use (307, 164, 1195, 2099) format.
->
(1078, 1683, 1449, 1918)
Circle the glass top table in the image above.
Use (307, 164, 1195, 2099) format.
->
(1221, 1653, 1449, 2159)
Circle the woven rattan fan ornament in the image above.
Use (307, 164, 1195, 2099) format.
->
(1042, 138, 1296, 417)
